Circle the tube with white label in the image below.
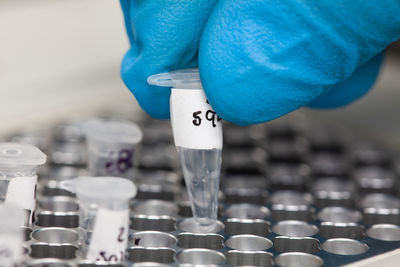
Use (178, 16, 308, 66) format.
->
(148, 68, 223, 229)
(82, 119, 143, 180)
(0, 142, 47, 225)
(0, 204, 25, 267)
(61, 176, 137, 263)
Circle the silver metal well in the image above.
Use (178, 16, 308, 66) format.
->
(366, 224, 400, 241)
(322, 238, 368, 255)
(132, 200, 178, 217)
(272, 220, 318, 237)
(126, 247, 176, 263)
(273, 236, 320, 254)
(27, 259, 75, 267)
(131, 215, 176, 232)
(269, 191, 313, 206)
(317, 207, 362, 223)
(225, 218, 270, 236)
(177, 218, 224, 233)
(319, 222, 365, 240)
(275, 252, 323, 267)
(130, 231, 177, 248)
(176, 249, 226, 265)
(37, 196, 79, 212)
(226, 251, 273, 267)
(177, 233, 224, 249)
(225, 235, 273, 251)
(223, 203, 270, 219)
(31, 228, 79, 244)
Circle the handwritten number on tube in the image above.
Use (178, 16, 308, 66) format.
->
(117, 227, 125, 242)
(192, 111, 202, 126)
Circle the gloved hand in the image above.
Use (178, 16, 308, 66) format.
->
(120, 0, 400, 125)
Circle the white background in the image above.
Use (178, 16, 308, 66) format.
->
(0, 0, 139, 135)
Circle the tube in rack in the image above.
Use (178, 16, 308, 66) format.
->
(148, 69, 223, 229)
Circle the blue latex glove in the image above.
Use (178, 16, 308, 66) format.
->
(120, 0, 400, 125)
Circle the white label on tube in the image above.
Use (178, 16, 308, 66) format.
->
(170, 89, 223, 150)
(0, 234, 22, 267)
(87, 208, 129, 263)
(5, 176, 37, 224)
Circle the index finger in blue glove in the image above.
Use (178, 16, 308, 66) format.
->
(120, 0, 217, 119)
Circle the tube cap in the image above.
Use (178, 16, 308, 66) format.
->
(82, 119, 143, 144)
(147, 68, 201, 89)
(0, 142, 46, 167)
(61, 176, 137, 203)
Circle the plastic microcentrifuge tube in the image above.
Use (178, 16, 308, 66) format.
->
(61, 176, 137, 263)
(148, 69, 223, 230)
(0, 142, 46, 224)
(0, 204, 25, 267)
(82, 120, 143, 179)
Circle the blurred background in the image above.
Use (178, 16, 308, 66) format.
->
(0, 0, 399, 149)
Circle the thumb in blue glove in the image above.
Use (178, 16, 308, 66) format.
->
(120, 0, 400, 125)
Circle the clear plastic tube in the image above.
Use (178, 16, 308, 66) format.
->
(61, 176, 137, 263)
(82, 119, 142, 180)
(148, 69, 223, 230)
(178, 147, 221, 227)
(0, 142, 46, 224)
